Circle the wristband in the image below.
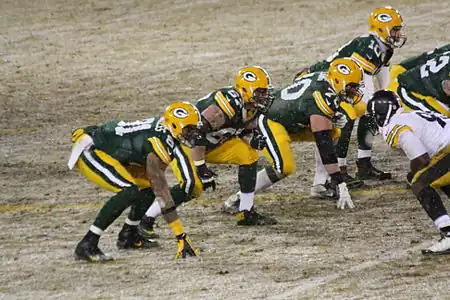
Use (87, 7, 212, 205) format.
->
(194, 159, 205, 167)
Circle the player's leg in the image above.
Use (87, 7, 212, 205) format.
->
(140, 146, 201, 238)
(73, 148, 156, 262)
(224, 119, 295, 215)
(411, 146, 450, 255)
(208, 137, 277, 225)
(353, 100, 392, 181)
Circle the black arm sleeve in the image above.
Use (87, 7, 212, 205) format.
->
(313, 130, 338, 165)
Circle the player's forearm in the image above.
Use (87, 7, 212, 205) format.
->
(146, 156, 174, 210)
(191, 146, 206, 163)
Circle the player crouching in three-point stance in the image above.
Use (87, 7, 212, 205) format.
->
(68, 114, 201, 262)
(139, 66, 277, 235)
(367, 90, 450, 255)
(224, 58, 362, 211)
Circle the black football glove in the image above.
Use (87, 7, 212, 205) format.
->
(175, 233, 199, 259)
(249, 130, 267, 150)
(196, 163, 217, 191)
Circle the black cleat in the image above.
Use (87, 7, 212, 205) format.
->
(355, 158, 392, 180)
(236, 208, 278, 226)
(117, 225, 159, 249)
(138, 216, 160, 239)
(340, 166, 364, 189)
(74, 241, 113, 263)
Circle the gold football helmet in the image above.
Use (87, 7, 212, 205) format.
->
(163, 102, 204, 147)
(234, 66, 274, 113)
(369, 6, 406, 48)
(327, 58, 364, 104)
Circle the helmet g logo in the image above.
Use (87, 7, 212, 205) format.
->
(377, 13, 392, 23)
(173, 108, 188, 119)
(337, 64, 351, 75)
(243, 71, 257, 82)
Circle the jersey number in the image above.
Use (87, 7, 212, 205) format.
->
(420, 55, 449, 78)
(281, 78, 312, 101)
(416, 111, 447, 129)
(114, 118, 165, 136)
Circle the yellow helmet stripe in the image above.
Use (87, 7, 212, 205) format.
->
(214, 92, 235, 119)
(313, 91, 334, 118)
(148, 137, 171, 165)
(351, 53, 376, 74)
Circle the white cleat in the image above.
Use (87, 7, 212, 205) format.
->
(422, 233, 450, 255)
(222, 193, 240, 215)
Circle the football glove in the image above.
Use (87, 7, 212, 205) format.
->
(196, 163, 217, 191)
(332, 112, 348, 129)
(249, 130, 267, 150)
(175, 233, 199, 259)
(336, 182, 355, 209)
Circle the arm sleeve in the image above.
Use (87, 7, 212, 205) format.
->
(376, 66, 390, 89)
(397, 130, 428, 160)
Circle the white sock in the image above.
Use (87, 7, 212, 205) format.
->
(239, 192, 254, 211)
(434, 215, 450, 229)
(357, 149, 372, 159)
(338, 157, 347, 168)
(313, 146, 329, 186)
(145, 201, 162, 218)
(254, 168, 275, 193)
(89, 225, 104, 236)
(125, 218, 140, 226)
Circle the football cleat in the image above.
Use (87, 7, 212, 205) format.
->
(310, 182, 337, 199)
(340, 166, 364, 189)
(236, 208, 278, 226)
(74, 241, 113, 263)
(222, 193, 240, 215)
(138, 216, 160, 239)
(422, 232, 450, 256)
(355, 158, 392, 180)
(117, 225, 159, 249)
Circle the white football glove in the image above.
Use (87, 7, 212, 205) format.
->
(332, 112, 348, 129)
(336, 182, 355, 209)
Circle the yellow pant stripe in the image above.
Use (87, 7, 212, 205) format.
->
(148, 137, 171, 165)
(351, 53, 376, 74)
(215, 91, 235, 119)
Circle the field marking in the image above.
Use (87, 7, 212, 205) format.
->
(269, 241, 431, 300)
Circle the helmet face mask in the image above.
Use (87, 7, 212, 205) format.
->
(178, 125, 207, 148)
(246, 87, 274, 113)
(387, 25, 407, 48)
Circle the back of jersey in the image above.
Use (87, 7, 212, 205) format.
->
(398, 51, 450, 102)
(383, 110, 450, 157)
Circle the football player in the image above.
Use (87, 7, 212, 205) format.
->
(387, 50, 450, 117)
(223, 57, 362, 212)
(367, 90, 450, 255)
(139, 66, 277, 236)
(68, 113, 202, 262)
(295, 6, 406, 187)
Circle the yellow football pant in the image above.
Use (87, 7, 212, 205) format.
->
(412, 145, 450, 189)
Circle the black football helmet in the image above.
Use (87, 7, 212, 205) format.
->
(366, 90, 401, 135)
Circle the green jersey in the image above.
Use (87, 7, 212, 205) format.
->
(309, 34, 394, 75)
(195, 87, 247, 146)
(398, 44, 450, 70)
(398, 51, 450, 103)
(88, 117, 177, 166)
(267, 72, 338, 133)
